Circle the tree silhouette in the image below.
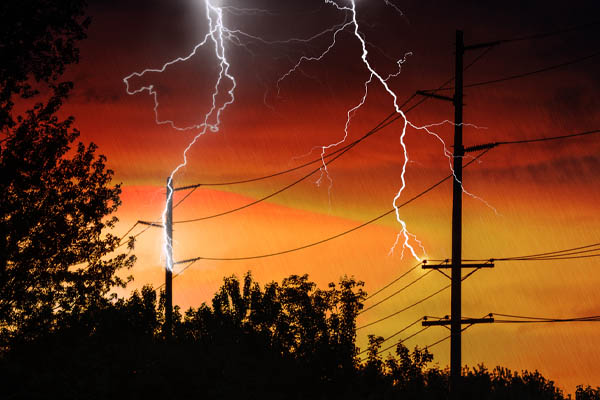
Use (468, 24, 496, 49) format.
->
(0, 0, 134, 345)
(0, 0, 88, 127)
(2, 272, 598, 399)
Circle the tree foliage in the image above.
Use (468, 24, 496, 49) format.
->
(2, 272, 592, 400)
(0, 0, 134, 344)
(0, 0, 89, 127)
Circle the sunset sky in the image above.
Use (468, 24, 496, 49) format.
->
(59, 0, 600, 393)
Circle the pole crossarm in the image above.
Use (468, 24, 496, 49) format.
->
(173, 183, 202, 192)
(138, 220, 164, 228)
(464, 142, 499, 153)
(422, 316, 494, 327)
(422, 261, 495, 269)
(415, 90, 455, 103)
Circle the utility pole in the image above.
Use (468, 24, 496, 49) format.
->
(417, 30, 498, 399)
(450, 29, 464, 396)
(165, 177, 173, 339)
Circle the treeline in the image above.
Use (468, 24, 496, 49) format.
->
(2, 272, 598, 400)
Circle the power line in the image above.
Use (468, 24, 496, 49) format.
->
(133, 49, 496, 260)
(491, 313, 600, 323)
(174, 111, 400, 192)
(425, 323, 476, 350)
(356, 267, 482, 331)
(173, 186, 199, 208)
(426, 242, 600, 264)
(169, 43, 493, 212)
(357, 284, 450, 331)
(501, 242, 600, 259)
(465, 128, 600, 152)
(119, 187, 203, 247)
(170, 60, 492, 223)
(365, 261, 423, 300)
(376, 326, 431, 355)
(494, 128, 600, 146)
(506, 248, 600, 260)
(506, 253, 600, 261)
(491, 21, 600, 46)
(173, 113, 404, 224)
(421, 313, 600, 354)
(359, 270, 434, 315)
(427, 50, 600, 92)
(172, 149, 492, 265)
(156, 259, 201, 290)
(464, 51, 600, 89)
(142, 48, 495, 276)
(404, 46, 495, 112)
(357, 317, 424, 356)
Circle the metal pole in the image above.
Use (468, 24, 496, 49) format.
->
(451, 29, 464, 397)
(165, 177, 173, 339)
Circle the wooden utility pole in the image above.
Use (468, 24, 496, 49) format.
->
(165, 177, 173, 339)
(450, 29, 464, 396)
(417, 30, 498, 399)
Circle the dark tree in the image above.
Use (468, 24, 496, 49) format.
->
(0, 0, 89, 127)
(0, 0, 134, 344)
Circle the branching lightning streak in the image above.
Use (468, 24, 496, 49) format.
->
(314, 0, 422, 261)
(275, 20, 355, 97)
(279, 0, 496, 259)
(415, 120, 499, 215)
(124, 1, 235, 271)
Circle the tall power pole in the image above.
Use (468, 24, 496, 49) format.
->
(165, 177, 173, 338)
(450, 29, 464, 395)
(418, 30, 495, 400)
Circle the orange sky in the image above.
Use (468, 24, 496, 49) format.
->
(58, 0, 600, 393)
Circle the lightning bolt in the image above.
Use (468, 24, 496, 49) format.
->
(277, 0, 497, 259)
(280, 0, 425, 260)
(124, 1, 235, 271)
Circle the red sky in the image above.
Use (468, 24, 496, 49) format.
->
(59, 0, 600, 393)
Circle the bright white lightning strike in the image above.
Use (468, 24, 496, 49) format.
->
(124, 1, 235, 271)
(279, 0, 498, 259)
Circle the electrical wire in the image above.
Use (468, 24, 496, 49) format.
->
(174, 111, 400, 191)
(359, 270, 434, 315)
(511, 254, 600, 261)
(365, 262, 423, 300)
(494, 129, 600, 146)
(428, 50, 600, 92)
(172, 149, 491, 265)
(490, 21, 600, 46)
(356, 284, 450, 331)
(423, 314, 487, 350)
(357, 317, 424, 356)
(169, 43, 493, 216)
(491, 313, 600, 323)
(171, 50, 495, 224)
(426, 242, 600, 264)
(173, 186, 199, 208)
(156, 259, 201, 290)
(465, 128, 600, 153)
(376, 326, 431, 355)
(173, 113, 404, 223)
(357, 267, 482, 331)
(499, 242, 600, 259)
